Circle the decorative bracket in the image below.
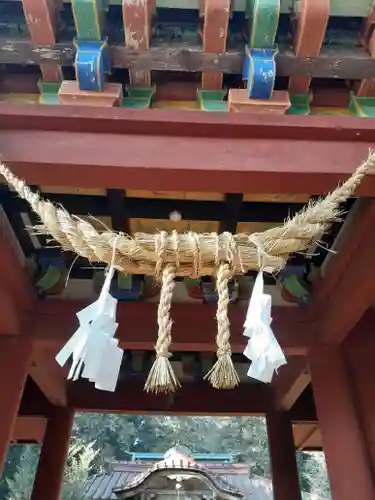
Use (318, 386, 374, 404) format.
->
(74, 39, 110, 91)
(243, 46, 277, 100)
(122, 86, 155, 108)
(349, 92, 375, 117)
(198, 90, 228, 111)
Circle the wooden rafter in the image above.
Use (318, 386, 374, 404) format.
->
(202, 0, 231, 90)
(21, 0, 63, 82)
(31, 300, 310, 356)
(123, 0, 154, 86)
(1, 105, 375, 195)
(289, 0, 329, 93)
(68, 380, 274, 414)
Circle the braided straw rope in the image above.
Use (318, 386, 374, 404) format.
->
(144, 264, 181, 394)
(204, 262, 240, 389)
(1, 153, 375, 391)
(1, 153, 374, 278)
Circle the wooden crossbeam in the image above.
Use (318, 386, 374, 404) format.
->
(1, 105, 375, 195)
(289, 0, 329, 93)
(21, 0, 63, 82)
(3, 41, 375, 80)
(31, 300, 310, 355)
(357, 0, 375, 96)
(68, 380, 274, 414)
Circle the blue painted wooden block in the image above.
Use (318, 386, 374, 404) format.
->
(74, 39, 110, 91)
(110, 273, 143, 301)
(242, 45, 277, 100)
(34, 252, 67, 297)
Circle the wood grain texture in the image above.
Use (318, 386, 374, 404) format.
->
(289, 0, 329, 93)
(202, 0, 231, 90)
(123, 0, 152, 86)
(2, 41, 375, 79)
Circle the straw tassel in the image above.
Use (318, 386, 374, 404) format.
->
(204, 262, 240, 389)
(144, 264, 180, 394)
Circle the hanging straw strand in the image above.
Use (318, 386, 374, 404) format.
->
(144, 264, 180, 394)
(204, 261, 240, 389)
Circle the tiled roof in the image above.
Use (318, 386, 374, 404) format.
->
(84, 460, 273, 500)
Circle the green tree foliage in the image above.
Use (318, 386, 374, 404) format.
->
(2, 415, 331, 499)
(5, 440, 98, 500)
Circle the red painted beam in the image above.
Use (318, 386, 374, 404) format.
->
(0, 105, 375, 195)
(68, 380, 274, 414)
(31, 300, 310, 355)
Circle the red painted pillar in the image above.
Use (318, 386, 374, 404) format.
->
(0, 338, 31, 474)
(343, 322, 375, 477)
(30, 406, 75, 500)
(309, 346, 375, 500)
(266, 412, 302, 500)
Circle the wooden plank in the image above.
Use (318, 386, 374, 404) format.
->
(3, 40, 375, 79)
(1, 123, 375, 194)
(123, 0, 153, 86)
(31, 300, 310, 355)
(289, 0, 329, 93)
(21, 0, 63, 82)
(68, 380, 274, 414)
(202, 0, 231, 90)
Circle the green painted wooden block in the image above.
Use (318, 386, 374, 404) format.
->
(71, 0, 108, 40)
(198, 90, 228, 112)
(38, 80, 60, 105)
(349, 92, 375, 117)
(122, 86, 155, 108)
(287, 94, 310, 115)
(247, 0, 280, 49)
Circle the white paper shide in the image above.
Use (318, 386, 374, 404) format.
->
(243, 271, 287, 383)
(55, 265, 123, 392)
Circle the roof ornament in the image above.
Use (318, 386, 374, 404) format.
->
(1, 151, 375, 393)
